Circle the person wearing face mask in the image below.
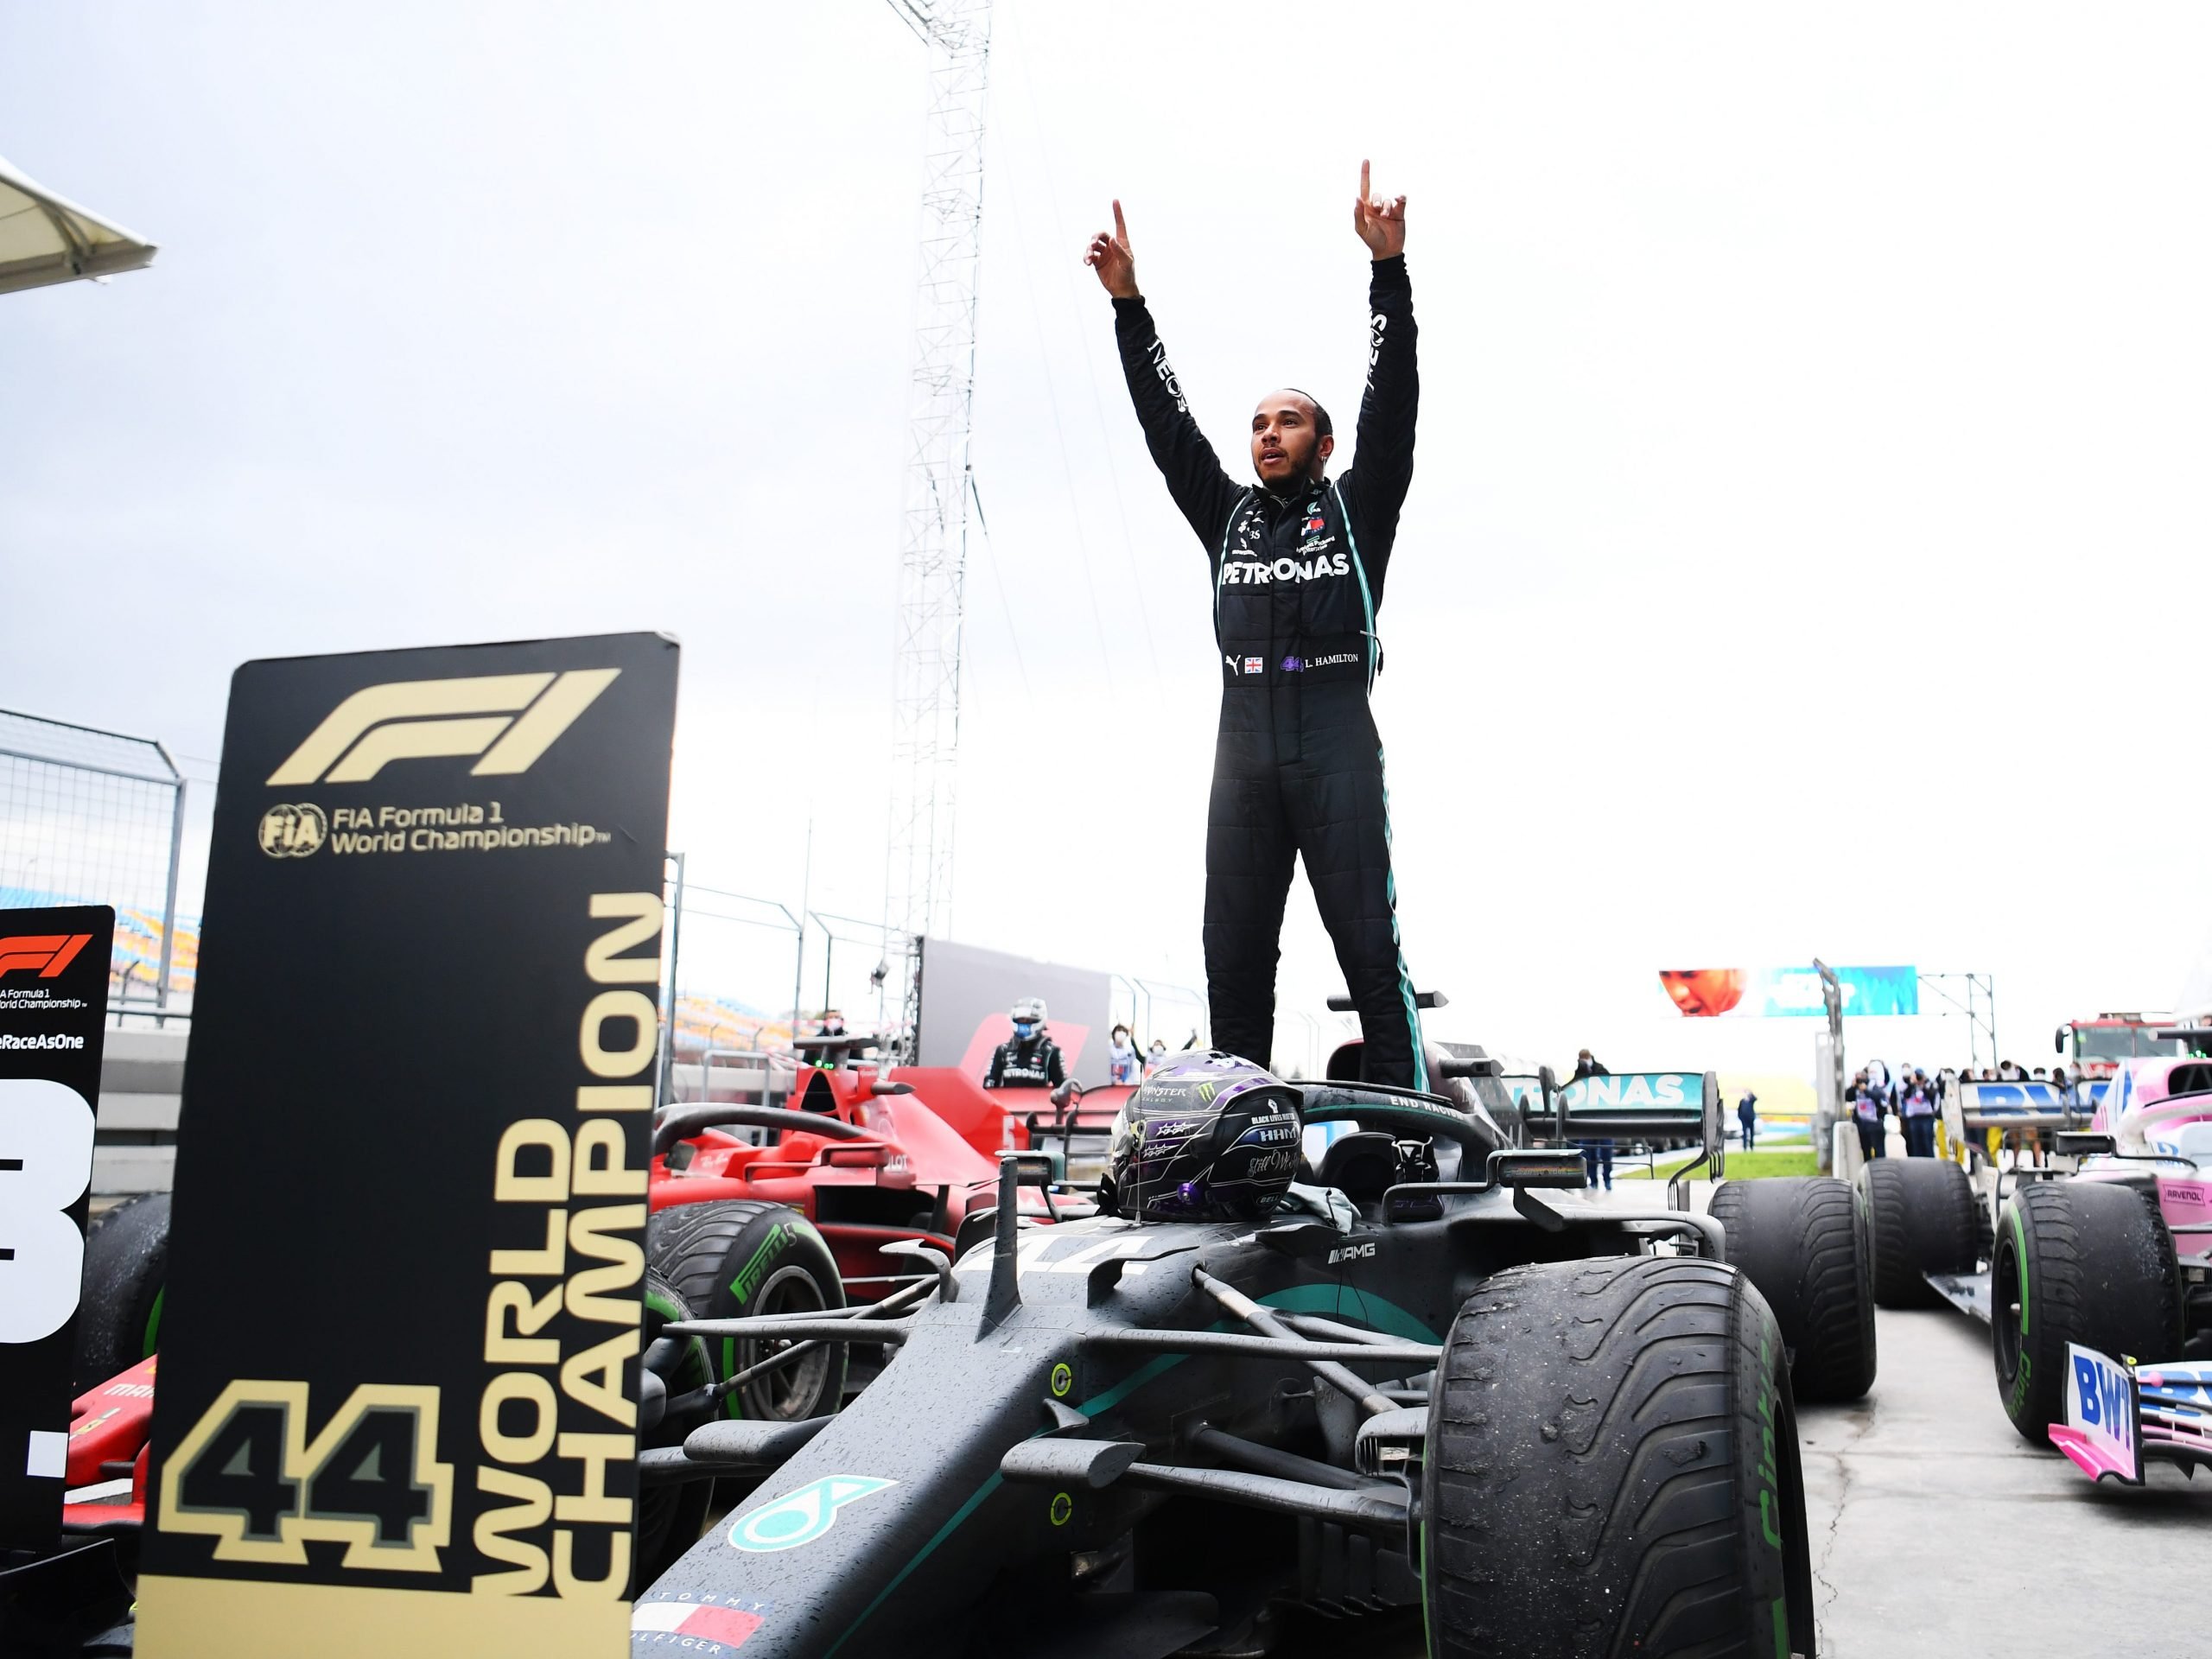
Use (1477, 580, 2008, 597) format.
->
(807, 1007, 847, 1071)
(1143, 1037, 1169, 1078)
(1089, 161, 1427, 1091)
(985, 996, 1065, 1090)
(1107, 1024, 1141, 1085)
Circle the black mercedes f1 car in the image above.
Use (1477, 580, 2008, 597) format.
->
(27, 1057, 1859, 1657)
(630, 1076, 1825, 1658)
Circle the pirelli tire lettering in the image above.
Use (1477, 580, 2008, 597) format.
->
(472, 891, 663, 1599)
(646, 1200, 848, 1423)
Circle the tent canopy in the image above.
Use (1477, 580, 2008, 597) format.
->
(0, 153, 156, 296)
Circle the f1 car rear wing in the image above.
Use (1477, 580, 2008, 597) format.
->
(1497, 1070, 1719, 1141)
(1940, 1079, 2092, 1147)
(1493, 1069, 1723, 1206)
(2050, 1342, 2212, 1485)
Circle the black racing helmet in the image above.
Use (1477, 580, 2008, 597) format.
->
(1102, 1052, 1301, 1223)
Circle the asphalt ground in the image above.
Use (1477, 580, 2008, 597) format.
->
(1800, 1304, 2212, 1659)
(1260, 1292, 2212, 1659)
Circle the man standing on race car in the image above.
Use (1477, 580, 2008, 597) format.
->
(1089, 162, 1427, 1089)
(984, 995, 1066, 1090)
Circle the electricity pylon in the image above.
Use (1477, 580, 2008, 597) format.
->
(880, 0, 992, 1058)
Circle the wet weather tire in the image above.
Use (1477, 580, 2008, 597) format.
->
(73, 1192, 170, 1392)
(1992, 1179, 2181, 1446)
(1859, 1158, 1976, 1308)
(1422, 1256, 1817, 1658)
(647, 1199, 846, 1421)
(634, 1268, 716, 1591)
(1710, 1176, 1877, 1402)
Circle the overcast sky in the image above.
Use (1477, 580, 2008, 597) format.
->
(5, 3, 2209, 1083)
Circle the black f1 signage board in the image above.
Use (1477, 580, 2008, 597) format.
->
(137, 635, 677, 1659)
(0, 905, 113, 1549)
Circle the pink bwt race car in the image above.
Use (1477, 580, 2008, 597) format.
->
(2032, 1055, 2212, 1483)
(2052, 1343, 2212, 1484)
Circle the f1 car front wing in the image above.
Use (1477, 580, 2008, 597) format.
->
(2050, 1342, 2212, 1484)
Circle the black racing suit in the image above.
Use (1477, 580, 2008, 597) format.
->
(1113, 255, 1426, 1089)
(984, 1034, 1065, 1090)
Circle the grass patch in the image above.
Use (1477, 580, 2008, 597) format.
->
(1617, 1148, 1821, 1181)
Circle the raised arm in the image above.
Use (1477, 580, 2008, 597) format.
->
(1346, 162, 1418, 532)
(1090, 200, 1242, 550)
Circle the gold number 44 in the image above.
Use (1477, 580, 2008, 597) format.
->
(159, 1381, 454, 1571)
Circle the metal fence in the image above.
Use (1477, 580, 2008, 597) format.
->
(1111, 975, 1217, 1067)
(0, 708, 186, 1019)
(654, 854, 1213, 1094)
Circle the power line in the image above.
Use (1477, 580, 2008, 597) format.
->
(1005, 0, 1163, 689)
(995, 115, 1119, 697)
(966, 473, 1035, 705)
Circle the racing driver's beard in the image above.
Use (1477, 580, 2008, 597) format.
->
(1250, 393, 1332, 492)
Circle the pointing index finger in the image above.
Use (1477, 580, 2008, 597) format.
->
(1112, 198, 1128, 245)
(1359, 158, 1370, 206)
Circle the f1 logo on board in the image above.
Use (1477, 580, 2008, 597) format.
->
(0, 935, 93, 979)
(264, 669, 620, 785)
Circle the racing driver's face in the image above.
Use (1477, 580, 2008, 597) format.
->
(1251, 391, 1332, 486)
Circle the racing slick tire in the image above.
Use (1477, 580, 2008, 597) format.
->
(1993, 1179, 2182, 1446)
(1859, 1157, 1976, 1309)
(647, 1199, 847, 1421)
(73, 1191, 170, 1392)
(635, 1268, 716, 1590)
(1423, 1256, 1816, 1658)
(1709, 1175, 1877, 1402)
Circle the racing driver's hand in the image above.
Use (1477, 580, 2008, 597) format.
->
(1352, 159, 1407, 261)
(1085, 200, 1140, 299)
